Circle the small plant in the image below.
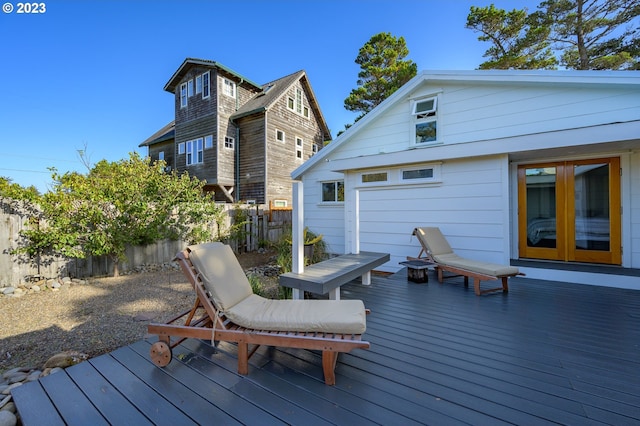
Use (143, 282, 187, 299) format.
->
(274, 227, 327, 275)
(247, 273, 264, 296)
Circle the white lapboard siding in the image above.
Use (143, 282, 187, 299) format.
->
(356, 156, 511, 273)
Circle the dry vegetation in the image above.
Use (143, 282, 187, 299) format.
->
(0, 250, 277, 375)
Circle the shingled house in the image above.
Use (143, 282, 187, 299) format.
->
(140, 58, 332, 204)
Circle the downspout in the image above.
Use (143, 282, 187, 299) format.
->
(235, 79, 243, 203)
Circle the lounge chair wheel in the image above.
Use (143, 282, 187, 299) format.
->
(150, 341, 172, 367)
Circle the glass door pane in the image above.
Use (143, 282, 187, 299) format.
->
(573, 163, 610, 251)
(525, 167, 557, 249)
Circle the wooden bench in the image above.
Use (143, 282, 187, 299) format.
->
(279, 251, 390, 300)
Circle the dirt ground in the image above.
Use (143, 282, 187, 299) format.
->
(0, 250, 277, 375)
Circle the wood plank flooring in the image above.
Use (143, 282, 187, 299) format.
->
(11, 270, 640, 425)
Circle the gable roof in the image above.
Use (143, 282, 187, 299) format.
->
(164, 58, 262, 93)
(139, 120, 175, 147)
(292, 69, 640, 180)
(230, 70, 332, 140)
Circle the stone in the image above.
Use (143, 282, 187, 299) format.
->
(50, 282, 61, 289)
(5, 373, 26, 385)
(0, 395, 9, 409)
(25, 371, 41, 382)
(1, 288, 14, 296)
(0, 410, 16, 426)
(61, 277, 71, 284)
(0, 402, 15, 414)
(31, 285, 40, 292)
(1, 383, 21, 395)
(43, 351, 88, 369)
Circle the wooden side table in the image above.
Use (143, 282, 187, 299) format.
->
(399, 260, 434, 283)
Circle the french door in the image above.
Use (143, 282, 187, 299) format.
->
(518, 157, 621, 265)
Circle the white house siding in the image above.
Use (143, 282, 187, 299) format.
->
(301, 168, 346, 255)
(351, 156, 511, 273)
(414, 80, 640, 147)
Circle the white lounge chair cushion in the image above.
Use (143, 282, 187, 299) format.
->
(435, 253, 520, 277)
(188, 242, 253, 311)
(414, 227, 520, 277)
(414, 227, 453, 256)
(188, 242, 367, 334)
(226, 294, 367, 334)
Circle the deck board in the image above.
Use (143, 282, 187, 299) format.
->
(11, 269, 640, 425)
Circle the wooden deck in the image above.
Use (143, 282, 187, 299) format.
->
(12, 269, 640, 425)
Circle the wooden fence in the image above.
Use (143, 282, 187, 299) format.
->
(0, 199, 292, 287)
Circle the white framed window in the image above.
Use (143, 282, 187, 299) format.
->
(186, 139, 203, 165)
(321, 181, 344, 203)
(355, 164, 441, 188)
(411, 95, 438, 145)
(178, 142, 185, 154)
(180, 83, 187, 108)
(223, 78, 236, 98)
(276, 129, 285, 142)
(361, 172, 388, 184)
(202, 71, 210, 99)
(187, 79, 194, 97)
(296, 137, 303, 159)
(288, 87, 308, 118)
(196, 75, 202, 94)
(158, 151, 165, 161)
(224, 136, 235, 149)
(295, 88, 303, 114)
(204, 135, 213, 149)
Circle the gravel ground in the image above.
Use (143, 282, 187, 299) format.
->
(0, 250, 277, 375)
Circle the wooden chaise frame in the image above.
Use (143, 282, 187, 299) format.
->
(147, 247, 370, 385)
(411, 227, 525, 296)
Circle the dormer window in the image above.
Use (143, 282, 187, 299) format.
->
(411, 96, 438, 144)
(223, 78, 236, 98)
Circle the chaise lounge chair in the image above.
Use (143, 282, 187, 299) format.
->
(147, 242, 370, 385)
(411, 227, 524, 296)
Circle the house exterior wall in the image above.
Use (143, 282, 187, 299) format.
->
(173, 66, 218, 183)
(236, 113, 266, 203)
(265, 80, 325, 205)
(146, 140, 175, 171)
(298, 72, 640, 287)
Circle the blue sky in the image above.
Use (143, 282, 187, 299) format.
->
(0, 0, 540, 193)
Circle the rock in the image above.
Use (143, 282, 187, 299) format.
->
(43, 351, 88, 369)
(25, 371, 41, 382)
(50, 281, 61, 289)
(0, 395, 9, 409)
(31, 285, 40, 292)
(1, 288, 14, 296)
(61, 277, 71, 284)
(1, 401, 15, 413)
(40, 367, 63, 377)
(1, 383, 21, 396)
(0, 410, 16, 426)
(4, 373, 26, 385)
(134, 313, 154, 322)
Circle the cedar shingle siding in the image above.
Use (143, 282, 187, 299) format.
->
(141, 58, 331, 204)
